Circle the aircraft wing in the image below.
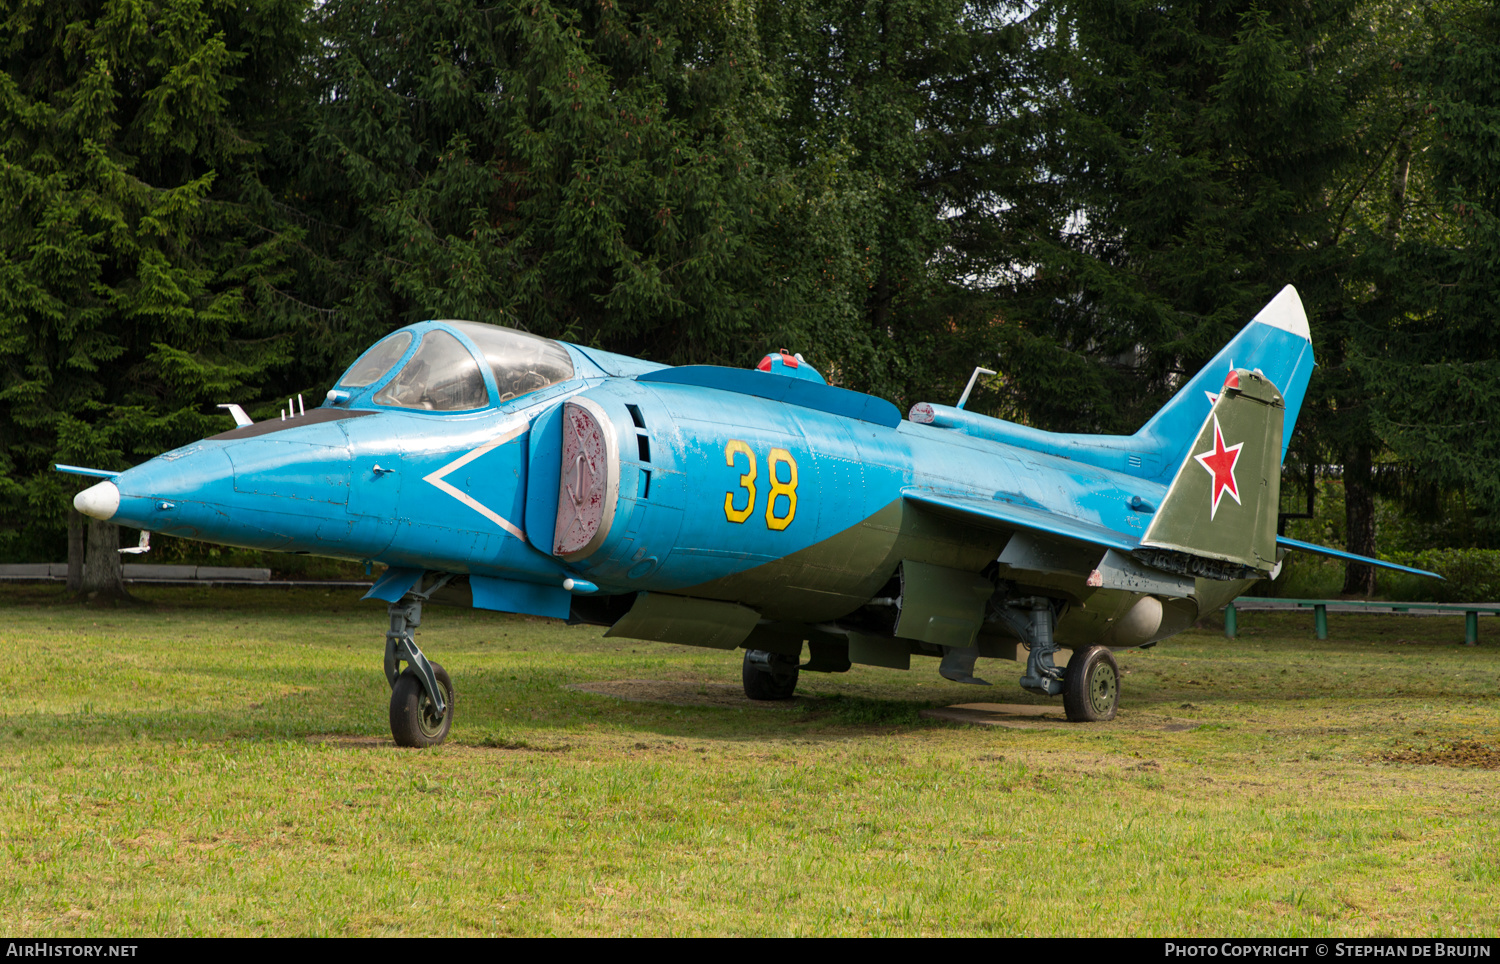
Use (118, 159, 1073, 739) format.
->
(1275, 536, 1443, 579)
(901, 488, 1140, 554)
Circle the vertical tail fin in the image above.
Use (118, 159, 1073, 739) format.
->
(1136, 368, 1284, 577)
(1135, 286, 1315, 478)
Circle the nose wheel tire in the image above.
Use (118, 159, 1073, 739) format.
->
(1063, 645, 1119, 722)
(390, 662, 454, 747)
(742, 649, 800, 700)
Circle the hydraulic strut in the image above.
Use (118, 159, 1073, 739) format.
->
(383, 574, 455, 716)
(992, 595, 1065, 697)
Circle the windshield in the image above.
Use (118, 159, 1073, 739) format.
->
(339, 332, 412, 388)
(372, 329, 488, 411)
(448, 322, 574, 402)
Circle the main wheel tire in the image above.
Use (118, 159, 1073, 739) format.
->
(1063, 645, 1119, 722)
(742, 650, 800, 701)
(390, 662, 454, 747)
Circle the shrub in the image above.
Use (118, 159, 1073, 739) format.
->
(1380, 549, 1500, 603)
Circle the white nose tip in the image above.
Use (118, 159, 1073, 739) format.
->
(74, 480, 120, 520)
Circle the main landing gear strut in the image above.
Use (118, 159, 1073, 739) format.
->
(385, 577, 456, 747)
(742, 649, 800, 700)
(1000, 596, 1120, 722)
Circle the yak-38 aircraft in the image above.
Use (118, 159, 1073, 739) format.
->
(62, 286, 1437, 746)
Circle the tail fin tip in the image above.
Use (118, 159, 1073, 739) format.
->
(1251, 285, 1310, 341)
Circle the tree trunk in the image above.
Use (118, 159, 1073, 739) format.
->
(1336, 131, 1409, 600)
(66, 508, 85, 594)
(79, 519, 133, 604)
(1383, 136, 1412, 242)
(1341, 444, 1377, 596)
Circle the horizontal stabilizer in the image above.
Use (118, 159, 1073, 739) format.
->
(902, 488, 1139, 554)
(1276, 536, 1444, 579)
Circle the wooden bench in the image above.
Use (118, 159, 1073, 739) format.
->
(1225, 597, 1500, 646)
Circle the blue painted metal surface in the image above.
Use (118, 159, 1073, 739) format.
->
(907, 302, 1315, 478)
(637, 366, 901, 427)
(365, 566, 424, 602)
(1275, 536, 1441, 579)
(54, 464, 121, 480)
(69, 285, 1431, 630)
(471, 574, 572, 619)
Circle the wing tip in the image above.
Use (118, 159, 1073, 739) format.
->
(1276, 536, 1443, 580)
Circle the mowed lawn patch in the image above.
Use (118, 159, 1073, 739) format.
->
(2, 585, 1498, 936)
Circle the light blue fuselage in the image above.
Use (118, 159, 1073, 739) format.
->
(100, 315, 1315, 628)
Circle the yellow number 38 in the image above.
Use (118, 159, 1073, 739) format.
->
(723, 440, 798, 530)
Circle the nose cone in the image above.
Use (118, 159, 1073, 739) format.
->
(74, 480, 120, 520)
(108, 445, 236, 534)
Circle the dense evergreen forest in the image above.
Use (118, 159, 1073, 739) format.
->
(2, 0, 1498, 593)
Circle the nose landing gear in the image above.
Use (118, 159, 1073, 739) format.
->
(390, 661, 454, 747)
(385, 576, 457, 747)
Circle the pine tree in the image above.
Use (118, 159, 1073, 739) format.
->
(298, 0, 773, 366)
(298, 0, 1025, 411)
(984, 0, 1470, 593)
(1352, 1, 1500, 551)
(0, 0, 313, 594)
(744, 0, 1029, 407)
(991, 0, 1371, 432)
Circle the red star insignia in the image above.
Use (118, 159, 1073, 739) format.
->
(1193, 414, 1243, 519)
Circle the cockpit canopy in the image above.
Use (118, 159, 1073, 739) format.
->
(333, 321, 575, 412)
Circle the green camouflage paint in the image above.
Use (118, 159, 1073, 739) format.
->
(1140, 369, 1283, 573)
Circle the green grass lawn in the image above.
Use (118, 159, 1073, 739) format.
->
(2, 584, 1498, 936)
